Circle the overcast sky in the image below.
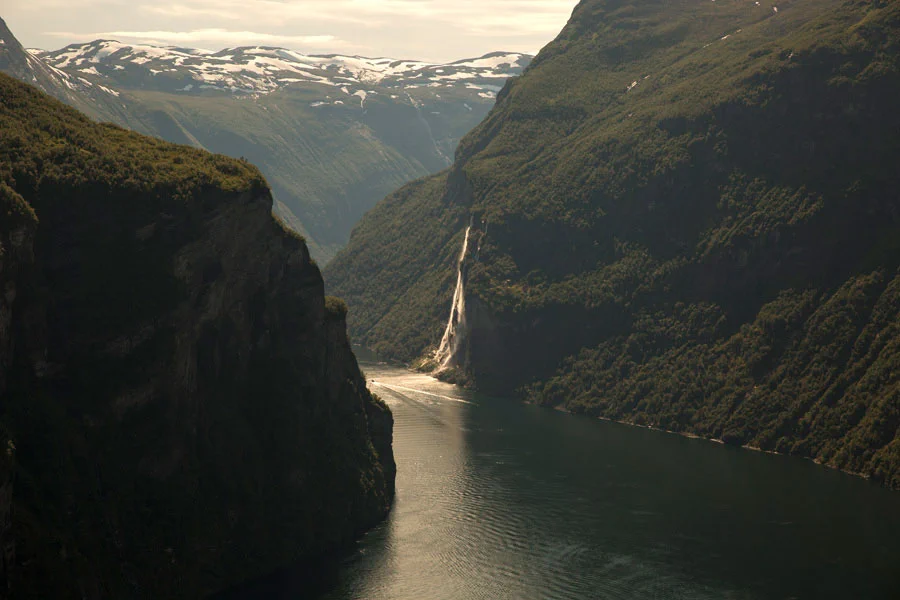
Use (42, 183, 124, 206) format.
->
(5, 0, 579, 62)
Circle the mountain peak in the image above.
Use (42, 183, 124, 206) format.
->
(0, 26, 130, 119)
(0, 16, 14, 40)
(0, 16, 67, 94)
(0, 17, 24, 55)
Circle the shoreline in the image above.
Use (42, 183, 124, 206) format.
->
(549, 404, 877, 486)
(355, 348, 884, 489)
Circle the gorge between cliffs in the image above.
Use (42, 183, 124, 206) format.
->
(1, 0, 900, 597)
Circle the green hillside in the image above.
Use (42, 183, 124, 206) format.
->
(326, 0, 900, 488)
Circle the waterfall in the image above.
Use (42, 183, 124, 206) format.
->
(433, 225, 471, 370)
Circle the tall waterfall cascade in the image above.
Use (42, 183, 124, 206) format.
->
(433, 224, 472, 370)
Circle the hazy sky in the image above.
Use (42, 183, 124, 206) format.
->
(5, 0, 580, 62)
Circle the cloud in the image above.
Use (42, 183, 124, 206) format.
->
(466, 11, 570, 36)
(134, 0, 574, 35)
(46, 29, 343, 48)
(21, 0, 578, 60)
(141, 4, 243, 20)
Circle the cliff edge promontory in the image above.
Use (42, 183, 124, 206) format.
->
(0, 71, 394, 598)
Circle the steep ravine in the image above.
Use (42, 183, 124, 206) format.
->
(0, 73, 394, 598)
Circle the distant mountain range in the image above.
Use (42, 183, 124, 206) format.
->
(0, 18, 530, 261)
(34, 40, 526, 97)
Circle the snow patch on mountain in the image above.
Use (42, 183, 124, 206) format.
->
(40, 40, 530, 97)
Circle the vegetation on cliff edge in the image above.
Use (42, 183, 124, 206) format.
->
(0, 72, 393, 597)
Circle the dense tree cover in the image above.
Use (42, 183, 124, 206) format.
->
(326, 0, 900, 487)
(0, 72, 266, 201)
(0, 72, 393, 597)
(325, 295, 350, 321)
(527, 274, 900, 489)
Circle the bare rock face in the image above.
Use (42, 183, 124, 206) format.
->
(0, 73, 394, 598)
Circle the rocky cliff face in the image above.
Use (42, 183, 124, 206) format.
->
(0, 72, 394, 597)
(326, 0, 900, 488)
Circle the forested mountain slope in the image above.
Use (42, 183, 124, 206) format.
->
(326, 0, 900, 488)
(0, 72, 394, 597)
(0, 18, 529, 261)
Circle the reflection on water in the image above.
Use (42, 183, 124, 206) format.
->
(225, 358, 900, 600)
(349, 369, 473, 599)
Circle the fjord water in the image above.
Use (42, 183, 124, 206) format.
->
(233, 357, 900, 599)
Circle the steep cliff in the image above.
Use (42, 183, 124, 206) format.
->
(0, 72, 394, 597)
(326, 0, 900, 488)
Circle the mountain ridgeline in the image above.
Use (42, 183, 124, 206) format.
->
(325, 0, 900, 488)
(0, 72, 394, 597)
(0, 18, 530, 261)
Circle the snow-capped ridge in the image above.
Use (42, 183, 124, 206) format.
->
(40, 40, 531, 96)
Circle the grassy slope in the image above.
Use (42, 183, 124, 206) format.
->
(326, 0, 900, 487)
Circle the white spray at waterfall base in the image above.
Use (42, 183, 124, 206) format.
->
(433, 224, 472, 371)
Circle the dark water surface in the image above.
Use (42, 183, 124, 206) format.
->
(228, 358, 900, 599)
